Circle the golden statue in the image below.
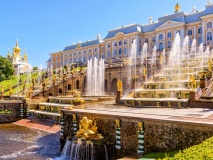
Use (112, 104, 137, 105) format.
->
(73, 114, 76, 121)
(76, 117, 98, 139)
(175, 3, 180, 13)
(142, 66, 147, 76)
(208, 59, 212, 71)
(9, 85, 13, 94)
(117, 79, 123, 91)
(138, 122, 143, 132)
(159, 54, 163, 65)
(189, 74, 196, 89)
(116, 119, 120, 128)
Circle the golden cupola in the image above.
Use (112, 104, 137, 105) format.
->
(13, 40, 21, 57)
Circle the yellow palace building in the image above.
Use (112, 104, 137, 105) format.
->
(47, 2, 213, 70)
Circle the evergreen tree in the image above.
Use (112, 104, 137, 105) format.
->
(0, 56, 14, 82)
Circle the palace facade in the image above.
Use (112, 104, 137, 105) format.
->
(48, 2, 213, 70)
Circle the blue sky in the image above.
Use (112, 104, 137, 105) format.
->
(0, 0, 207, 67)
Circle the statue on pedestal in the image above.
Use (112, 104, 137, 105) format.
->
(189, 74, 196, 88)
(117, 79, 123, 91)
(76, 117, 98, 139)
(142, 66, 147, 76)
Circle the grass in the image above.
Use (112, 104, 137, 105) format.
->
(0, 72, 39, 96)
(140, 151, 178, 159)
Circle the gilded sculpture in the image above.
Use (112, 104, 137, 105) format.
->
(76, 117, 101, 139)
(189, 74, 196, 88)
(116, 119, 120, 128)
(142, 66, 147, 76)
(138, 122, 143, 132)
(175, 3, 180, 13)
(159, 54, 163, 65)
(208, 58, 212, 71)
(117, 79, 123, 91)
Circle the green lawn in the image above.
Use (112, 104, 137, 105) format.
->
(0, 72, 39, 96)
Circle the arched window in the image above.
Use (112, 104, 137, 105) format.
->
(114, 42, 117, 46)
(167, 41, 172, 48)
(159, 43, 163, 51)
(176, 30, 181, 36)
(102, 53, 105, 59)
(108, 50, 110, 57)
(207, 32, 212, 41)
(132, 38, 135, 43)
(124, 47, 127, 55)
(152, 36, 156, 42)
(119, 40, 122, 46)
(198, 27, 202, 34)
(84, 57, 86, 63)
(124, 39, 127, 44)
(108, 43, 110, 48)
(207, 22, 212, 28)
(167, 32, 172, 38)
(188, 29, 192, 36)
(198, 37, 202, 45)
(145, 38, 148, 43)
(159, 34, 163, 40)
(119, 48, 122, 54)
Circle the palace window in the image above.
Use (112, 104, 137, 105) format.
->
(159, 34, 163, 40)
(176, 30, 181, 36)
(89, 49, 91, 52)
(102, 47, 104, 50)
(114, 42, 117, 46)
(119, 40, 122, 46)
(167, 41, 172, 48)
(207, 22, 212, 28)
(102, 53, 105, 59)
(124, 47, 127, 54)
(145, 38, 148, 43)
(207, 32, 212, 41)
(108, 50, 110, 57)
(167, 32, 172, 38)
(108, 43, 110, 48)
(198, 27, 202, 34)
(124, 39, 127, 44)
(119, 48, 122, 54)
(132, 38, 135, 43)
(159, 43, 163, 51)
(94, 48, 97, 52)
(84, 57, 86, 63)
(198, 37, 202, 45)
(188, 29, 192, 36)
(152, 36, 156, 42)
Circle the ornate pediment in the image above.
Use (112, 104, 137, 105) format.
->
(155, 20, 185, 31)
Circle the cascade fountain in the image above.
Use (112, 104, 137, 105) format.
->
(60, 117, 114, 160)
(86, 57, 105, 96)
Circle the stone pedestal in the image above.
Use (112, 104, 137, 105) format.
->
(116, 91, 122, 104)
(189, 91, 196, 100)
(200, 78, 206, 89)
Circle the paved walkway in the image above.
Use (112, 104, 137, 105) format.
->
(13, 117, 61, 133)
(70, 103, 213, 125)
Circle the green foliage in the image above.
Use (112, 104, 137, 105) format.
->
(141, 151, 178, 159)
(33, 67, 38, 70)
(0, 56, 14, 82)
(159, 136, 213, 160)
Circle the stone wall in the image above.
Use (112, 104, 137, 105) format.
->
(63, 111, 213, 156)
(0, 102, 21, 123)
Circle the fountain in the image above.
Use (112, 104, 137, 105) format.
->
(120, 32, 213, 107)
(60, 117, 113, 160)
(86, 57, 105, 96)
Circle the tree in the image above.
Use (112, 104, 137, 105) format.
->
(33, 67, 38, 70)
(0, 56, 14, 82)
